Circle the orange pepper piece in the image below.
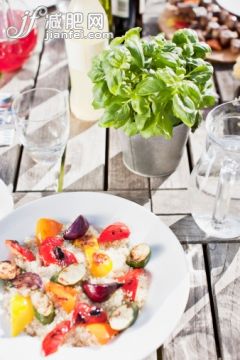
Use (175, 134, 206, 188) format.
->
(36, 218, 63, 244)
(86, 323, 118, 345)
(45, 282, 77, 314)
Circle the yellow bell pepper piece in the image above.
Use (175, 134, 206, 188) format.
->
(90, 251, 113, 278)
(83, 236, 99, 263)
(10, 294, 34, 337)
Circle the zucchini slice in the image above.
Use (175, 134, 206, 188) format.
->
(126, 243, 151, 268)
(109, 302, 139, 331)
(31, 291, 55, 325)
(51, 263, 85, 286)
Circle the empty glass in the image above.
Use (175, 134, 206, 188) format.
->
(189, 100, 240, 239)
(12, 88, 69, 164)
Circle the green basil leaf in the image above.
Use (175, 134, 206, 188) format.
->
(180, 80, 201, 107)
(201, 93, 217, 107)
(88, 57, 104, 82)
(110, 36, 125, 47)
(140, 118, 164, 138)
(100, 102, 130, 129)
(108, 47, 131, 70)
(117, 83, 132, 98)
(182, 43, 194, 57)
(153, 52, 179, 69)
(193, 42, 211, 59)
(123, 120, 138, 136)
(172, 93, 197, 127)
(124, 28, 145, 68)
(99, 111, 116, 128)
(104, 67, 124, 95)
(135, 77, 165, 96)
(92, 82, 112, 109)
(172, 29, 198, 46)
(186, 60, 213, 85)
(131, 95, 150, 115)
(134, 113, 149, 131)
(155, 67, 181, 85)
(125, 27, 142, 40)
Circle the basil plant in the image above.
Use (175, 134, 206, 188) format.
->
(89, 28, 216, 139)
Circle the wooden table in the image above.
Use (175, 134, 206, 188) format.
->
(1, 1, 240, 359)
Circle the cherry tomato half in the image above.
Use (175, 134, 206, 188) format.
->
(39, 237, 77, 267)
(73, 303, 107, 325)
(98, 223, 130, 243)
(117, 269, 144, 301)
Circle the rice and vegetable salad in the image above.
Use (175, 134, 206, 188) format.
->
(0, 215, 151, 356)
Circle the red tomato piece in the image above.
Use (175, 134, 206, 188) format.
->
(63, 250, 78, 266)
(42, 320, 71, 356)
(39, 237, 77, 267)
(72, 303, 107, 325)
(117, 269, 144, 301)
(41, 237, 64, 247)
(5, 240, 36, 262)
(98, 222, 130, 243)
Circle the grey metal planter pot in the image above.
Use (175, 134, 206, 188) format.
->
(120, 124, 189, 177)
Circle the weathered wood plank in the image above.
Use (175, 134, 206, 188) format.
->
(63, 119, 106, 191)
(215, 68, 240, 102)
(108, 129, 149, 190)
(16, 37, 69, 192)
(162, 244, 217, 360)
(208, 243, 240, 359)
(152, 189, 190, 214)
(159, 215, 187, 227)
(109, 190, 151, 210)
(150, 149, 190, 190)
(0, 28, 45, 187)
(13, 192, 53, 208)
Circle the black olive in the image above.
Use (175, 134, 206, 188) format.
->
(76, 313, 86, 323)
(53, 247, 65, 260)
(90, 307, 102, 316)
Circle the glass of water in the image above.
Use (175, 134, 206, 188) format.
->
(12, 88, 69, 164)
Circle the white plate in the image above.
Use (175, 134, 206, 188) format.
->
(0, 192, 189, 360)
(217, 0, 240, 17)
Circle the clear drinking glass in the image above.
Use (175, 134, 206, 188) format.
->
(12, 88, 69, 164)
(189, 100, 240, 239)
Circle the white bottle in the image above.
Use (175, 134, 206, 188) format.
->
(65, 0, 109, 122)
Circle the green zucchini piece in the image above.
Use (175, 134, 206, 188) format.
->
(50, 263, 85, 286)
(109, 302, 139, 331)
(34, 308, 55, 325)
(126, 243, 151, 268)
(31, 291, 55, 325)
